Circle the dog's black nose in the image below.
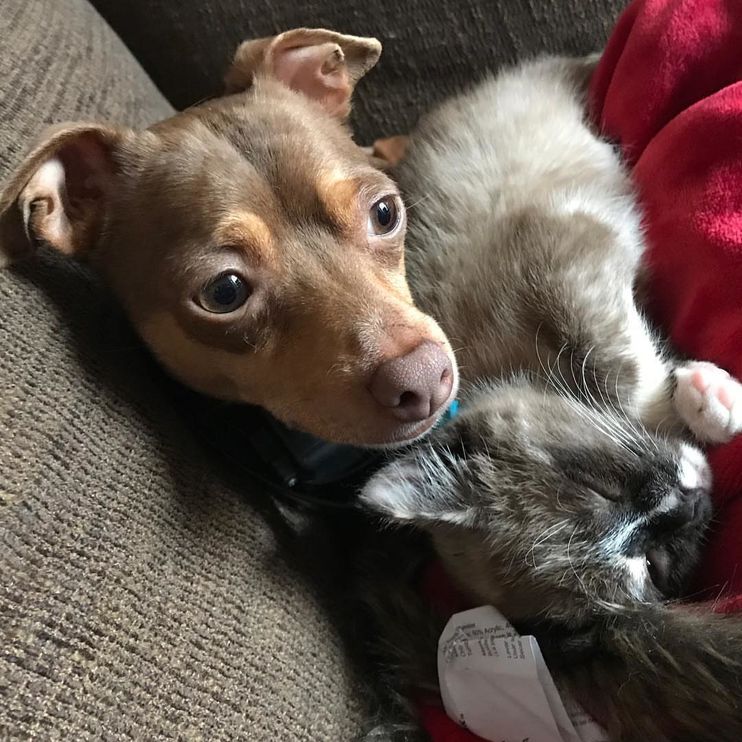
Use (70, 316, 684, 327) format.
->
(369, 341, 453, 423)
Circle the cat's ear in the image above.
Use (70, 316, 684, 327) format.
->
(361, 453, 477, 526)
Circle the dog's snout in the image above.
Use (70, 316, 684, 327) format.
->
(368, 341, 454, 422)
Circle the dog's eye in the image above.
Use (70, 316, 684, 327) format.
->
(368, 197, 400, 236)
(198, 273, 250, 313)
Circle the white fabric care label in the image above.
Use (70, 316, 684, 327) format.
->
(438, 606, 608, 742)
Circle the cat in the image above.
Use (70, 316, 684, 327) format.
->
(357, 55, 742, 742)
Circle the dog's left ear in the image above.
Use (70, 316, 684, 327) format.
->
(225, 28, 381, 119)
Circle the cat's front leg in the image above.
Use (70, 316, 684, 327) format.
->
(618, 304, 741, 444)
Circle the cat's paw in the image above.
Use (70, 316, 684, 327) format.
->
(674, 362, 742, 444)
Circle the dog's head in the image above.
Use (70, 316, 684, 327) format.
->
(0, 29, 457, 446)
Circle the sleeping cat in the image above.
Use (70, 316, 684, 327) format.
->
(358, 56, 742, 741)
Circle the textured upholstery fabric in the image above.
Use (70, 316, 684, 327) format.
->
(90, 0, 627, 143)
(0, 1, 366, 739)
(0, 0, 173, 159)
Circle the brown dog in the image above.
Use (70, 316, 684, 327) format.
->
(0, 29, 457, 446)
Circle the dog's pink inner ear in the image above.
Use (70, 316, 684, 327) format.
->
(273, 42, 354, 118)
(225, 30, 381, 119)
(18, 130, 118, 257)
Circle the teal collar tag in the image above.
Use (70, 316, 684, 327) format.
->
(438, 399, 460, 427)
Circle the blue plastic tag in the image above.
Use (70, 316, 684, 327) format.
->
(438, 399, 460, 427)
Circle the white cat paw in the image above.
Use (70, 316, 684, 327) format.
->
(674, 362, 742, 444)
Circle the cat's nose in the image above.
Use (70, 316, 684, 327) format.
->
(680, 487, 711, 525)
(369, 341, 454, 423)
(657, 487, 710, 531)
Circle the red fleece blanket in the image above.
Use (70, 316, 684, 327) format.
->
(422, 0, 742, 738)
(591, 0, 742, 609)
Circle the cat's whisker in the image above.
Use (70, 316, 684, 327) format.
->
(562, 394, 635, 456)
(567, 524, 591, 598)
(593, 364, 610, 408)
(610, 360, 656, 453)
(527, 519, 570, 569)
(402, 193, 432, 212)
(578, 348, 637, 452)
(580, 345, 596, 402)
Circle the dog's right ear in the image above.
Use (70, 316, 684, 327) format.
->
(0, 123, 127, 267)
(225, 28, 381, 119)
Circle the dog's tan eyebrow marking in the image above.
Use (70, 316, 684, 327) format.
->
(316, 171, 360, 237)
(216, 211, 275, 262)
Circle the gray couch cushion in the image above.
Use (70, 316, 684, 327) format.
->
(90, 0, 627, 143)
(0, 1, 367, 739)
